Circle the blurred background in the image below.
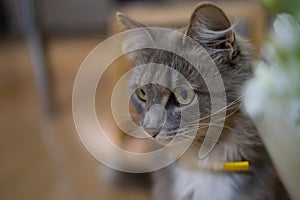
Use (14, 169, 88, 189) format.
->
(0, 0, 268, 199)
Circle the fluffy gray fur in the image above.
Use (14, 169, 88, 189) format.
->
(117, 2, 289, 200)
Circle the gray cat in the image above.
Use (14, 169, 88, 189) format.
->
(117, 2, 289, 200)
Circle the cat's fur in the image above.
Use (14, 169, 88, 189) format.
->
(117, 2, 289, 200)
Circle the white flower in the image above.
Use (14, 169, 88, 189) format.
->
(273, 14, 300, 51)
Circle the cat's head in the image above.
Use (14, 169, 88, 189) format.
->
(117, 2, 252, 145)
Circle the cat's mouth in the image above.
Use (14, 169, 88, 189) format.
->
(144, 128, 191, 146)
(142, 127, 169, 143)
(144, 131, 169, 145)
(143, 127, 160, 138)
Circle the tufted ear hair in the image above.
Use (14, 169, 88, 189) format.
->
(185, 2, 237, 60)
(116, 12, 154, 57)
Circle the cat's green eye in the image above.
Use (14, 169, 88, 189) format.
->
(174, 87, 195, 105)
(136, 88, 147, 101)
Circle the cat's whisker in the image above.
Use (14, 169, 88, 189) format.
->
(181, 100, 242, 129)
(195, 95, 243, 122)
(177, 134, 223, 146)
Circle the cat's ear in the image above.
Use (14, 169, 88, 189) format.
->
(116, 12, 154, 56)
(185, 2, 236, 60)
(117, 12, 147, 30)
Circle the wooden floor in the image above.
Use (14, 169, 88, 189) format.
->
(0, 37, 151, 200)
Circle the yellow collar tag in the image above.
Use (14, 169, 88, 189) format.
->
(222, 161, 249, 171)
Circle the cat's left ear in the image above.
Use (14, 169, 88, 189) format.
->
(185, 2, 237, 60)
(117, 13, 154, 55)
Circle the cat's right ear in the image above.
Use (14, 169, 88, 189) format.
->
(185, 2, 237, 61)
(116, 13, 154, 56)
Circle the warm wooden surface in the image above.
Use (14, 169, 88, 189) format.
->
(0, 37, 151, 200)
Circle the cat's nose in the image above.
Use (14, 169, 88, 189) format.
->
(143, 104, 166, 138)
(143, 128, 160, 138)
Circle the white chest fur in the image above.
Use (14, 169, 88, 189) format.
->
(172, 166, 235, 200)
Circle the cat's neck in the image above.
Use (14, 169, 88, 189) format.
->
(177, 111, 265, 172)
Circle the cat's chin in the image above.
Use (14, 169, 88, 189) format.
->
(153, 137, 172, 146)
(154, 133, 193, 147)
(152, 133, 176, 146)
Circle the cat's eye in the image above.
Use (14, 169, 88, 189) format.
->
(136, 88, 147, 101)
(174, 87, 195, 105)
